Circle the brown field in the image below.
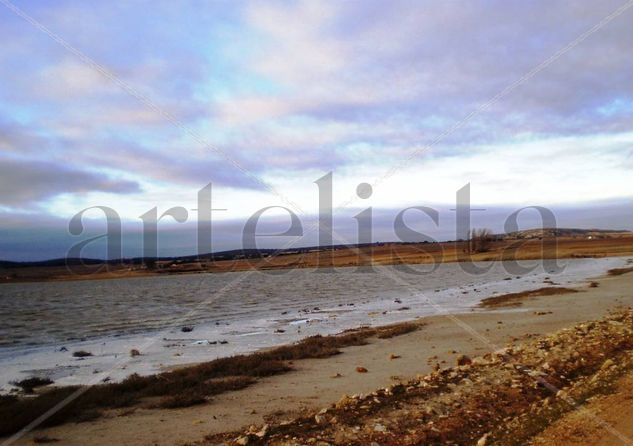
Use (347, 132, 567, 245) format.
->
(2, 233, 633, 283)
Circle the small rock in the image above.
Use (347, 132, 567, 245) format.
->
(456, 354, 472, 366)
(181, 326, 194, 333)
(389, 354, 401, 360)
(356, 366, 368, 373)
(255, 424, 269, 438)
(477, 433, 490, 446)
(314, 414, 327, 425)
(601, 359, 615, 370)
(336, 394, 353, 409)
(130, 349, 141, 357)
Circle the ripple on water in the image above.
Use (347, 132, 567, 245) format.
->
(0, 257, 625, 352)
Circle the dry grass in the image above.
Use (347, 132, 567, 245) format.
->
(479, 287, 579, 308)
(156, 391, 207, 409)
(0, 395, 17, 405)
(607, 266, 633, 276)
(72, 350, 92, 358)
(12, 377, 53, 393)
(0, 322, 421, 436)
(376, 322, 418, 339)
(32, 435, 60, 443)
(155, 376, 255, 409)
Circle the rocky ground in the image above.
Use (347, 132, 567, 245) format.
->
(215, 308, 633, 446)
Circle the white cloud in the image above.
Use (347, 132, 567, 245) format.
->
(37, 59, 114, 99)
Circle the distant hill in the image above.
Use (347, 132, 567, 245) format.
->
(1, 229, 630, 267)
(0, 258, 104, 268)
(0, 244, 378, 268)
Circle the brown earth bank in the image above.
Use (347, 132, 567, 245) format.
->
(2, 234, 633, 284)
(530, 370, 633, 446)
(4, 268, 633, 445)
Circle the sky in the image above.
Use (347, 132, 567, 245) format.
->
(1, 0, 632, 260)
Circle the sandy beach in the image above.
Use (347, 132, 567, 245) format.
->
(8, 265, 633, 445)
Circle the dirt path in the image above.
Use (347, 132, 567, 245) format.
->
(532, 371, 633, 446)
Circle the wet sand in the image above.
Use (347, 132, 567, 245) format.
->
(13, 269, 633, 445)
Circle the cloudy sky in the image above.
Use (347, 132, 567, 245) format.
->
(1, 0, 632, 260)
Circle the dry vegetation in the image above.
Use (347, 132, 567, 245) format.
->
(607, 266, 633, 276)
(467, 228, 494, 253)
(11, 377, 54, 393)
(0, 322, 421, 437)
(478, 287, 579, 308)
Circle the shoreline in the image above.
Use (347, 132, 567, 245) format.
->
(3, 266, 633, 444)
(0, 256, 626, 391)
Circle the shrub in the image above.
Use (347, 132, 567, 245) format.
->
(12, 377, 53, 393)
(468, 228, 494, 253)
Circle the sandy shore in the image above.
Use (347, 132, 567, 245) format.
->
(10, 268, 633, 445)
